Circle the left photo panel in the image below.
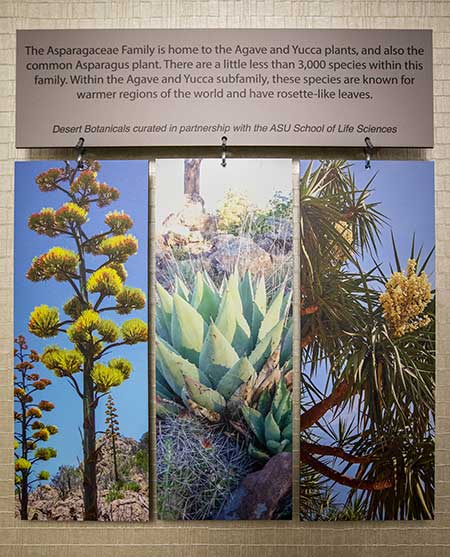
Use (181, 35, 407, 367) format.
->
(14, 160, 149, 521)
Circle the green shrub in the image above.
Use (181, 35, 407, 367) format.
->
(105, 483, 124, 503)
(122, 480, 141, 493)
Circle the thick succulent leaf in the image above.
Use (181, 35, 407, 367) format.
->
(215, 284, 251, 356)
(215, 283, 238, 341)
(258, 282, 286, 341)
(175, 275, 189, 300)
(156, 397, 182, 418)
(216, 356, 256, 399)
(271, 379, 285, 413)
(232, 319, 252, 357)
(280, 320, 293, 367)
(184, 376, 226, 413)
(191, 271, 220, 322)
(156, 282, 173, 339)
(248, 443, 270, 461)
(265, 411, 281, 443)
(156, 361, 174, 398)
(267, 439, 290, 454)
(266, 440, 282, 454)
(203, 270, 219, 293)
(251, 276, 267, 346)
(228, 271, 244, 314)
(272, 379, 292, 423)
(257, 389, 272, 417)
(239, 270, 254, 325)
(281, 289, 293, 320)
(279, 409, 292, 431)
(249, 320, 284, 372)
(156, 338, 209, 398)
(242, 405, 265, 444)
(156, 379, 174, 401)
(281, 422, 292, 440)
(171, 293, 205, 366)
(199, 321, 239, 388)
(155, 310, 170, 343)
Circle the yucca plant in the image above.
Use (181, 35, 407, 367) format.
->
(300, 160, 435, 520)
(155, 269, 292, 423)
(241, 377, 292, 460)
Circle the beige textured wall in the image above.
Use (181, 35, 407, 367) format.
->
(1, 1, 450, 556)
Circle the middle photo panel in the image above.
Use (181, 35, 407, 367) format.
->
(154, 159, 293, 520)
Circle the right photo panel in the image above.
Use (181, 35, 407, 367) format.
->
(300, 160, 435, 521)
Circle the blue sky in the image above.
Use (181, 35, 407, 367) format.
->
(14, 160, 148, 478)
(300, 159, 435, 509)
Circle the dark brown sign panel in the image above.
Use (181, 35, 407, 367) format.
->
(16, 29, 433, 147)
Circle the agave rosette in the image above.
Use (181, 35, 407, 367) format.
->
(155, 269, 292, 424)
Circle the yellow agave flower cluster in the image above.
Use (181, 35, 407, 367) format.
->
(70, 169, 119, 208)
(35, 168, 62, 192)
(36, 305, 146, 392)
(379, 258, 432, 338)
(105, 210, 134, 235)
(27, 247, 80, 282)
(91, 358, 132, 392)
(28, 202, 87, 237)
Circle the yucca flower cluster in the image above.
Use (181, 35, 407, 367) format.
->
(379, 258, 432, 338)
(332, 220, 354, 262)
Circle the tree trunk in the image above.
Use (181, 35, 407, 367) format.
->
(20, 474, 28, 520)
(184, 159, 202, 199)
(82, 359, 98, 521)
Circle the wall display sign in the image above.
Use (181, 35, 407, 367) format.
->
(16, 29, 432, 148)
(14, 160, 149, 521)
(300, 160, 435, 521)
(155, 158, 293, 520)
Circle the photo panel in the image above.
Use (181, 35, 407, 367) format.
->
(14, 160, 149, 521)
(300, 160, 435, 521)
(155, 159, 293, 520)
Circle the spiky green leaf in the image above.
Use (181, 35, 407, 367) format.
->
(171, 293, 205, 366)
(184, 377, 226, 413)
(216, 356, 256, 399)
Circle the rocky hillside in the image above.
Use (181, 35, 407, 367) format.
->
(19, 434, 149, 522)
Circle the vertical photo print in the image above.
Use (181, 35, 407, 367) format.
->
(14, 160, 149, 521)
(155, 159, 293, 520)
(300, 160, 435, 520)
